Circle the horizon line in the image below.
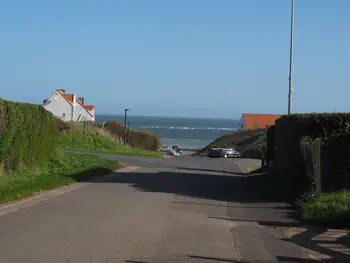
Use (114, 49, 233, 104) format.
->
(95, 114, 241, 120)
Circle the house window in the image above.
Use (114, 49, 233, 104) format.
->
(62, 113, 66, 117)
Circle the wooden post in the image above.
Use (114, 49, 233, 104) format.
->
(315, 138, 321, 199)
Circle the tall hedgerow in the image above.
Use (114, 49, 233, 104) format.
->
(0, 99, 57, 173)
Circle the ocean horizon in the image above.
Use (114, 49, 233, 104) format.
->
(96, 115, 239, 149)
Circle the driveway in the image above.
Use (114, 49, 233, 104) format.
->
(0, 155, 345, 262)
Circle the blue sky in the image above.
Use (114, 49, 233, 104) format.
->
(0, 0, 348, 118)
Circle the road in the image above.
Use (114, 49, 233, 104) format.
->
(0, 155, 326, 263)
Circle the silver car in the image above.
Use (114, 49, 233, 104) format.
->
(221, 148, 241, 158)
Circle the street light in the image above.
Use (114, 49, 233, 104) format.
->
(127, 122, 131, 144)
(124, 108, 130, 145)
(288, 0, 295, 114)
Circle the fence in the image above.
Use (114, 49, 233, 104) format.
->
(300, 138, 321, 198)
(301, 134, 350, 197)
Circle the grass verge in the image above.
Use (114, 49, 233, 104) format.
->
(0, 151, 121, 204)
(298, 191, 350, 229)
(248, 167, 350, 229)
(57, 132, 163, 158)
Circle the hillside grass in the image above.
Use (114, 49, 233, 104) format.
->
(0, 151, 121, 204)
(57, 132, 164, 158)
(194, 129, 266, 159)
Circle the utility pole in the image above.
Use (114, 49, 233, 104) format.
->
(127, 122, 131, 145)
(288, 0, 295, 114)
(124, 108, 130, 145)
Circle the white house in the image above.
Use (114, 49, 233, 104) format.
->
(43, 89, 95, 122)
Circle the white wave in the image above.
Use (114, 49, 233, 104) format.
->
(140, 126, 236, 131)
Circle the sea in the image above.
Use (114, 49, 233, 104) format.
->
(96, 115, 239, 149)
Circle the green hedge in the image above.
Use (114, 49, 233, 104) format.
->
(0, 99, 57, 173)
(322, 133, 350, 191)
(274, 113, 350, 199)
(266, 125, 275, 164)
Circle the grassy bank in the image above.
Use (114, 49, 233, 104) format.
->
(57, 132, 164, 158)
(0, 151, 120, 204)
(298, 191, 350, 229)
(194, 129, 266, 158)
(247, 168, 350, 228)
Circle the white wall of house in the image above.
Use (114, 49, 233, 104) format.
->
(43, 92, 93, 122)
(88, 108, 95, 121)
(43, 91, 72, 122)
(237, 115, 246, 130)
(72, 102, 93, 122)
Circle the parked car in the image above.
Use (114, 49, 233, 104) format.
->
(222, 148, 241, 158)
(160, 145, 173, 155)
(208, 148, 223, 158)
(208, 147, 241, 158)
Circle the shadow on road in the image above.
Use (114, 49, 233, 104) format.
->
(175, 167, 247, 176)
(276, 256, 350, 263)
(209, 216, 301, 227)
(91, 170, 261, 203)
(171, 200, 292, 210)
(279, 228, 350, 263)
(188, 255, 348, 262)
(66, 167, 119, 182)
(91, 169, 350, 263)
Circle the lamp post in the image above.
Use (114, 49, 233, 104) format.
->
(127, 122, 131, 144)
(288, 0, 295, 114)
(124, 108, 130, 145)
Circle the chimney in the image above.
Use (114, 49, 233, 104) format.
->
(77, 97, 85, 104)
(72, 94, 76, 104)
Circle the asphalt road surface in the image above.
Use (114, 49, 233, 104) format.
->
(0, 155, 323, 263)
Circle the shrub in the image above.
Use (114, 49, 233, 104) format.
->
(0, 99, 57, 173)
(103, 121, 161, 151)
(127, 130, 161, 151)
(54, 116, 69, 132)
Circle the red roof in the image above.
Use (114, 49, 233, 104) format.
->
(57, 90, 94, 117)
(84, 105, 94, 111)
(242, 113, 280, 129)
